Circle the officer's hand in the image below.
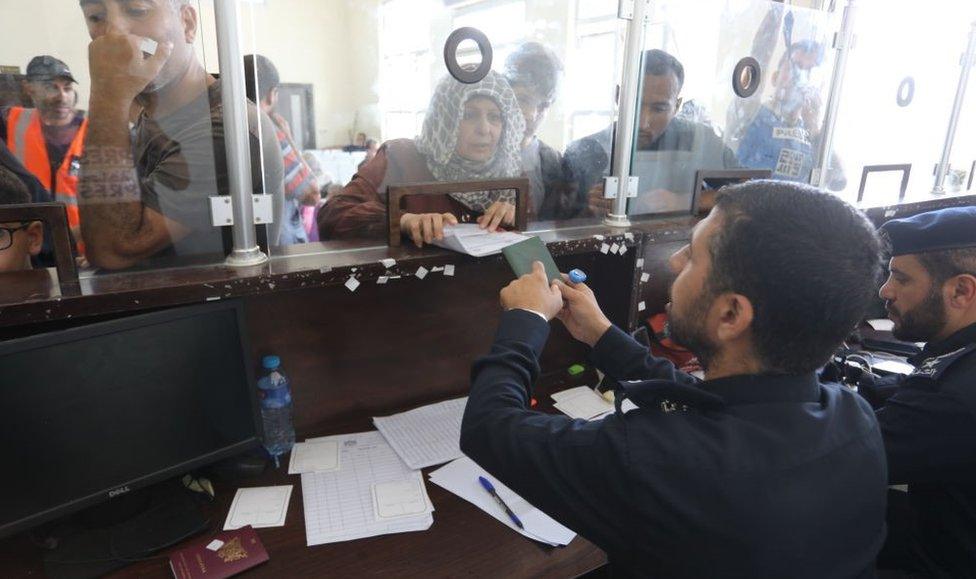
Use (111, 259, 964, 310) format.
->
(477, 201, 516, 232)
(400, 212, 458, 247)
(587, 183, 613, 217)
(500, 261, 562, 321)
(88, 33, 172, 106)
(556, 277, 612, 347)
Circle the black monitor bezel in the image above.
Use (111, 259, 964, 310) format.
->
(0, 299, 262, 539)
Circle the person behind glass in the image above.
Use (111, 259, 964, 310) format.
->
(1, 56, 87, 241)
(244, 54, 320, 246)
(461, 180, 888, 578)
(856, 207, 976, 579)
(0, 165, 44, 273)
(736, 42, 846, 190)
(502, 41, 572, 221)
(357, 138, 378, 171)
(76, 0, 284, 270)
(319, 70, 525, 247)
(569, 50, 738, 217)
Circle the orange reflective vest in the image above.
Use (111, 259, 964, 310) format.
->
(5, 106, 87, 229)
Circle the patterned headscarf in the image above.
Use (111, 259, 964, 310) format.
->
(415, 70, 525, 212)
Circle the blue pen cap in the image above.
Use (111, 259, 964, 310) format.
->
(569, 269, 587, 284)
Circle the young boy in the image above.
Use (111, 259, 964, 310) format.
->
(0, 164, 43, 273)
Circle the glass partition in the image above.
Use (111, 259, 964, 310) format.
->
(825, 0, 976, 206)
(625, 0, 837, 217)
(0, 0, 246, 280)
(235, 0, 624, 255)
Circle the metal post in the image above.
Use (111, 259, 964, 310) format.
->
(932, 21, 976, 196)
(605, 0, 650, 228)
(812, 0, 857, 191)
(214, 0, 268, 267)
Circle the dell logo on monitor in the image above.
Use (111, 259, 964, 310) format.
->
(108, 486, 131, 498)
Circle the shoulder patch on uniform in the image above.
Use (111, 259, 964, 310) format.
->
(909, 344, 976, 380)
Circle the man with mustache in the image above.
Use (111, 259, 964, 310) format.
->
(2, 56, 87, 238)
(461, 180, 887, 578)
(869, 206, 976, 578)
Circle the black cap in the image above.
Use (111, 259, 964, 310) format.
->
(25, 56, 77, 83)
(879, 206, 976, 257)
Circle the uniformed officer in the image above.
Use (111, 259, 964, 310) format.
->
(461, 180, 888, 578)
(870, 206, 976, 578)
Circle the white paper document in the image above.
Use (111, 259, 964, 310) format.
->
(552, 386, 614, 420)
(429, 456, 576, 546)
(372, 479, 432, 520)
(373, 397, 467, 469)
(288, 439, 340, 474)
(431, 224, 529, 257)
(301, 431, 433, 546)
(224, 485, 293, 530)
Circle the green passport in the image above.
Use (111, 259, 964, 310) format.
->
(502, 236, 562, 283)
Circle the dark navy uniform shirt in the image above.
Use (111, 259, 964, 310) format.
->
(874, 321, 976, 578)
(461, 310, 888, 578)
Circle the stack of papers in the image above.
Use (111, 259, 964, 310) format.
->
(432, 224, 529, 257)
(300, 431, 434, 546)
(373, 397, 467, 469)
(429, 456, 576, 546)
(551, 386, 614, 420)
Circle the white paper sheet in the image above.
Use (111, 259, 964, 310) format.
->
(429, 456, 576, 546)
(372, 479, 431, 520)
(288, 439, 340, 474)
(432, 224, 529, 257)
(301, 431, 433, 546)
(224, 485, 293, 530)
(551, 386, 614, 420)
(373, 397, 467, 470)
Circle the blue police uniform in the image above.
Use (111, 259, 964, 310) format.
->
(737, 106, 814, 182)
(461, 310, 888, 578)
(870, 206, 976, 578)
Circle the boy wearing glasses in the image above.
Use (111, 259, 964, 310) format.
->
(0, 165, 43, 273)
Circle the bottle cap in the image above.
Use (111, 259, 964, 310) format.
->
(262, 355, 281, 370)
(568, 269, 587, 284)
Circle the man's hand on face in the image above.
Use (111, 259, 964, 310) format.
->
(88, 34, 172, 105)
(555, 276, 612, 347)
(500, 261, 563, 321)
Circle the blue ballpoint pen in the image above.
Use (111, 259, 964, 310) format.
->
(478, 476, 524, 530)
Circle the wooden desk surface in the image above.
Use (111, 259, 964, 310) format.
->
(0, 374, 608, 578)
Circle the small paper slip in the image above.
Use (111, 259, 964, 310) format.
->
(432, 224, 529, 257)
(551, 386, 614, 420)
(873, 359, 915, 375)
(372, 479, 432, 520)
(224, 485, 293, 530)
(288, 439, 340, 474)
(429, 456, 576, 546)
(867, 319, 895, 332)
(301, 431, 433, 546)
(373, 397, 467, 469)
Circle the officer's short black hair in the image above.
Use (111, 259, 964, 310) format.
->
(917, 249, 976, 286)
(643, 49, 684, 92)
(0, 165, 30, 206)
(708, 180, 882, 375)
(243, 54, 279, 104)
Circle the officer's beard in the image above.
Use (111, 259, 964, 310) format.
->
(666, 287, 718, 371)
(887, 287, 947, 343)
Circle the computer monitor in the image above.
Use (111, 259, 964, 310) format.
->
(0, 301, 261, 539)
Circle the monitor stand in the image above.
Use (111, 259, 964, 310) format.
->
(41, 481, 209, 579)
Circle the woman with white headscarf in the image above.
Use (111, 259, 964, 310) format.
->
(319, 71, 525, 247)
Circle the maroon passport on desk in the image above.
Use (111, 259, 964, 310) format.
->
(169, 526, 269, 579)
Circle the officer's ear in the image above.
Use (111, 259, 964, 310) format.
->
(180, 3, 198, 44)
(713, 292, 754, 344)
(946, 274, 976, 311)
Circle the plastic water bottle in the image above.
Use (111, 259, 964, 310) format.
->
(257, 355, 295, 467)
